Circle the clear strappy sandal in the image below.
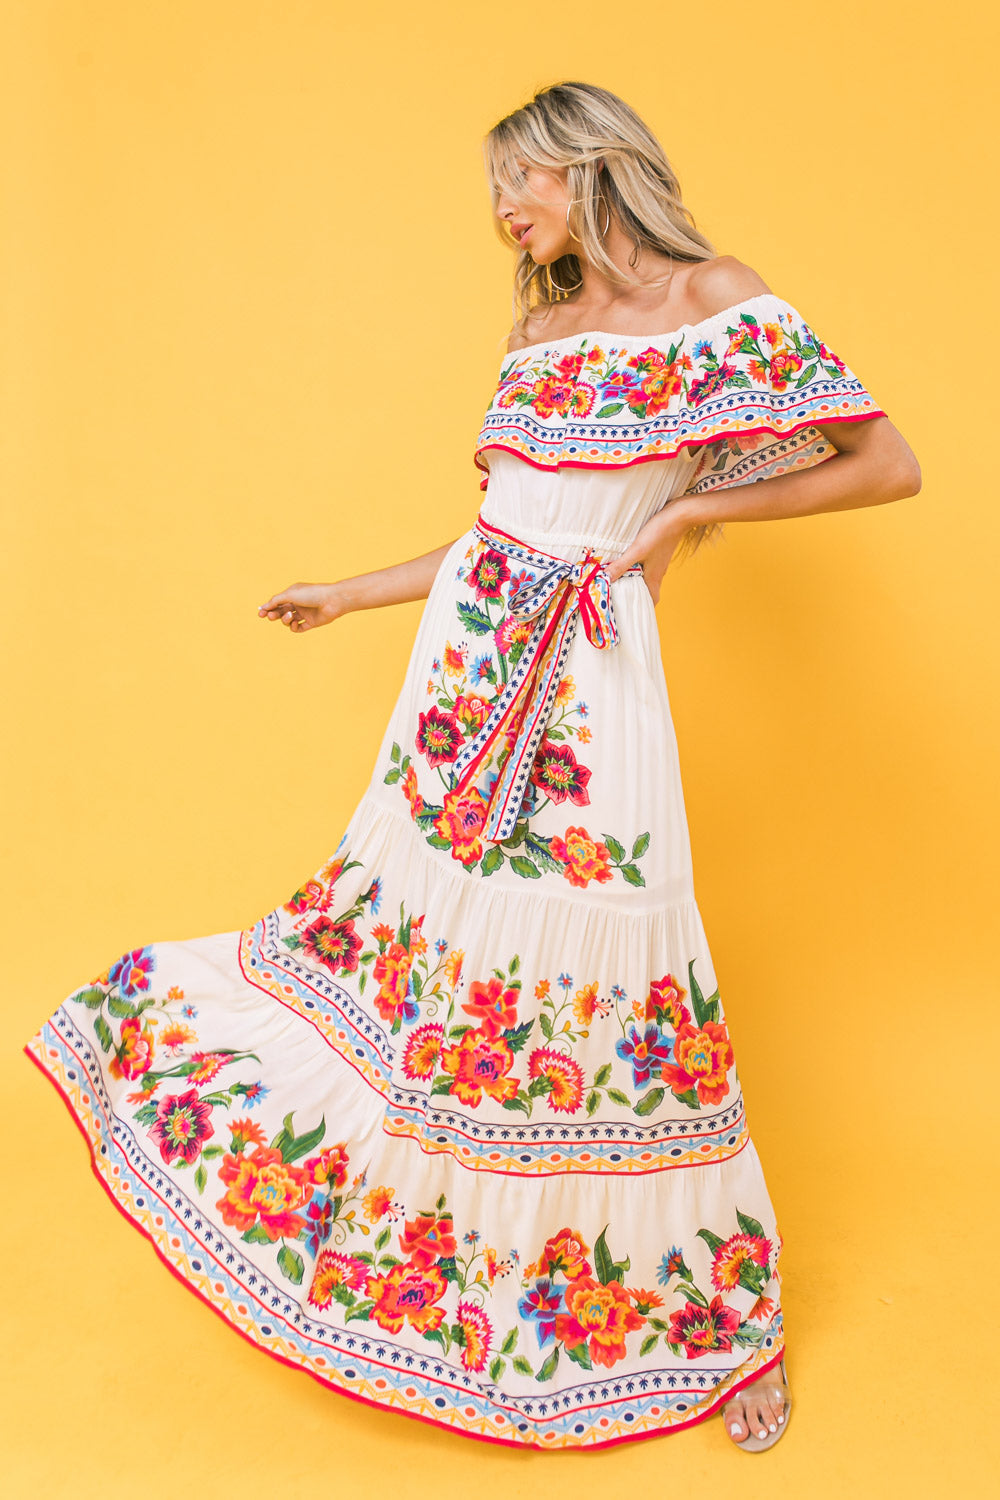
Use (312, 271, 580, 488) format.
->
(721, 1356, 791, 1452)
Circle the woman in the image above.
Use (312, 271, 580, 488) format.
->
(27, 81, 920, 1453)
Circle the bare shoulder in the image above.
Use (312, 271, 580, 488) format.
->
(686, 255, 772, 320)
(505, 303, 560, 354)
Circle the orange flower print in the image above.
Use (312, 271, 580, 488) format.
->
(660, 1020, 734, 1106)
(572, 982, 610, 1024)
(709, 1232, 772, 1292)
(440, 1027, 519, 1106)
(216, 1146, 311, 1242)
(527, 1047, 585, 1114)
(443, 642, 467, 678)
(626, 1287, 665, 1314)
(159, 1021, 195, 1054)
(307, 1250, 368, 1307)
(550, 826, 613, 888)
(637, 360, 686, 417)
(399, 1212, 457, 1268)
(166, 985, 185, 1001)
(401, 764, 424, 817)
(749, 1293, 776, 1323)
(284, 877, 327, 916)
(575, 725, 592, 744)
(484, 1245, 512, 1283)
(540, 1228, 590, 1280)
(456, 1300, 493, 1372)
(454, 694, 490, 734)
(763, 321, 782, 347)
(372, 941, 414, 1025)
(433, 786, 489, 866)
(371, 922, 395, 945)
(535, 978, 551, 1001)
(443, 949, 464, 987)
(556, 1276, 645, 1370)
(402, 1023, 444, 1080)
(555, 674, 576, 705)
(366, 1262, 447, 1335)
(363, 1185, 398, 1223)
(109, 1017, 155, 1081)
(228, 1117, 267, 1151)
(461, 976, 519, 1037)
(304, 1143, 350, 1189)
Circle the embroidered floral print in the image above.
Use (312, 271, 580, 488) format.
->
(473, 292, 886, 490)
(19, 291, 881, 1447)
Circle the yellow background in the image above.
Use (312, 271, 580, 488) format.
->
(3, 2, 995, 1494)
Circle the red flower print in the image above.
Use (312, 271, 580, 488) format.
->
(687, 360, 738, 406)
(540, 1228, 591, 1280)
(440, 1027, 519, 1106)
(148, 1088, 214, 1166)
(667, 1294, 742, 1359)
(300, 914, 362, 975)
(433, 786, 488, 866)
(401, 762, 424, 816)
(660, 1020, 734, 1106)
(304, 1143, 350, 1189)
(416, 706, 464, 767)
(555, 1275, 645, 1370)
(710, 1232, 772, 1292)
(185, 1051, 229, 1087)
(283, 877, 327, 916)
(215, 1146, 311, 1242)
(647, 973, 690, 1028)
(402, 1023, 444, 1080)
(366, 1261, 447, 1335)
(109, 1016, 155, 1081)
(531, 374, 576, 419)
(769, 349, 804, 389)
(461, 976, 519, 1037)
(530, 739, 592, 806)
(456, 1300, 493, 1372)
(307, 1250, 368, 1307)
(549, 826, 613, 888)
(527, 1047, 585, 1114)
(467, 548, 511, 600)
(399, 1211, 457, 1268)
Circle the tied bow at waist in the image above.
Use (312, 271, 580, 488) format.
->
(449, 515, 644, 844)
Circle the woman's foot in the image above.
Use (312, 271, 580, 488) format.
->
(722, 1359, 789, 1446)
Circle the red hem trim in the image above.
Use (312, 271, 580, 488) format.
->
(22, 1039, 784, 1452)
(473, 407, 889, 486)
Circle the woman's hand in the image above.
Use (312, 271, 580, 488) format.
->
(257, 582, 347, 633)
(603, 507, 690, 605)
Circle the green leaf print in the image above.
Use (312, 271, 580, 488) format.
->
(509, 856, 542, 880)
(75, 988, 106, 1009)
(634, 1087, 665, 1117)
(93, 1014, 113, 1053)
(535, 1347, 560, 1382)
(500, 1327, 518, 1355)
(277, 1245, 304, 1285)
(736, 1209, 767, 1239)
(456, 601, 493, 635)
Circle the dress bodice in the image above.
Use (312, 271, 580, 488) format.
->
(473, 292, 887, 560)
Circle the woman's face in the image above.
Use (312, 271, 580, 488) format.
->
(494, 156, 579, 266)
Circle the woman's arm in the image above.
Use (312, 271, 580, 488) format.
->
(258, 538, 459, 632)
(604, 414, 921, 601)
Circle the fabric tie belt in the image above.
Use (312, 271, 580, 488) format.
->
(449, 513, 644, 844)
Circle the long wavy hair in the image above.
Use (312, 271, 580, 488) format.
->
(482, 81, 721, 560)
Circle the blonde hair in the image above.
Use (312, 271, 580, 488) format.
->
(482, 81, 721, 561)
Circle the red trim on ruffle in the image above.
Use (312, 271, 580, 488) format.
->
(473, 406, 889, 488)
(22, 1038, 785, 1453)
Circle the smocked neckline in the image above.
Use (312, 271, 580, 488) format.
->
(499, 292, 784, 365)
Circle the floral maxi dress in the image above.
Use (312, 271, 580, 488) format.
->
(25, 292, 886, 1450)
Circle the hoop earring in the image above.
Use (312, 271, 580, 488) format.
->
(547, 263, 583, 297)
(565, 199, 611, 241)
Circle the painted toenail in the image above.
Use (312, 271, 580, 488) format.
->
(768, 1423, 777, 1432)
(778, 1414, 784, 1423)
(729, 1424, 742, 1436)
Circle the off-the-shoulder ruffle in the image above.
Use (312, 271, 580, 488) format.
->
(473, 294, 887, 493)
